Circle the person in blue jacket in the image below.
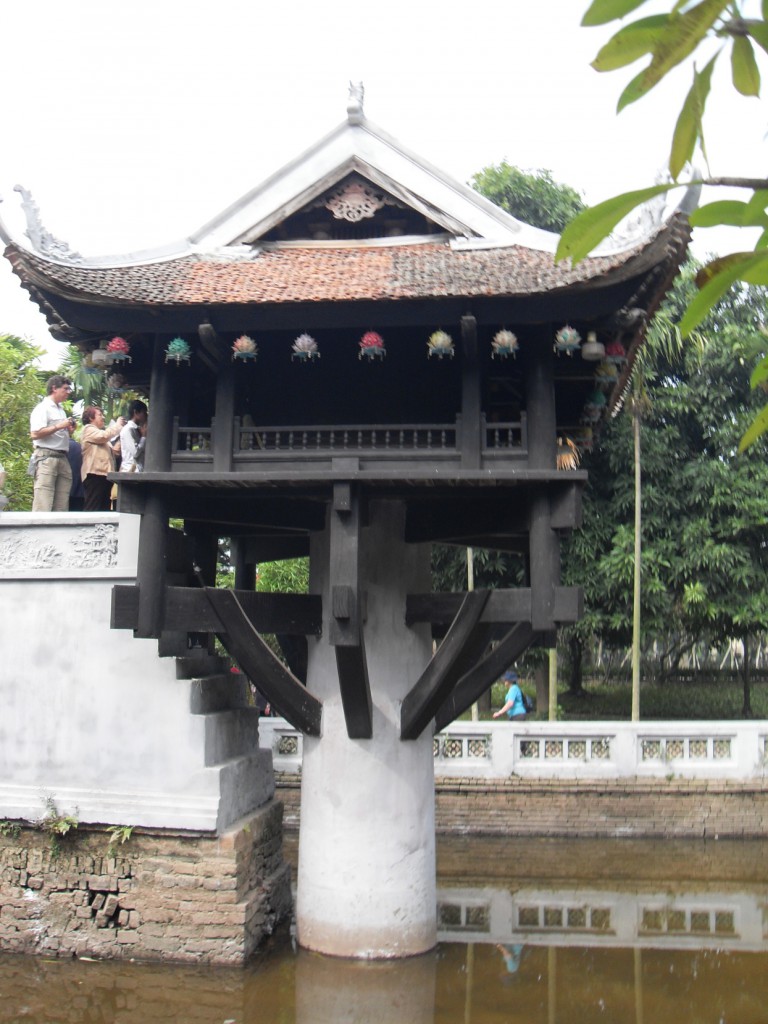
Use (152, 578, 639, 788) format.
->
(493, 670, 528, 720)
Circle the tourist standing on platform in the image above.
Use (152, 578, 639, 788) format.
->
(29, 375, 75, 511)
(81, 407, 125, 511)
(493, 670, 528, 721)
(119, 400, 148, 473)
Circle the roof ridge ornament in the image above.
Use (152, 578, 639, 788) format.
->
(346, 81, 365, 125)
(13, 184, 82, 264)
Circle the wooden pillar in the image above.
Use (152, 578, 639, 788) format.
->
(213, 351, 235, 472)
(459, 315, 482, 469)
(136, 491, 168, 639)
(526, 332, 559, 632)
(144, 335, 174, 473)
(232, 538, 256, 591)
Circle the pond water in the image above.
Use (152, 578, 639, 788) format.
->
(3, 835, 768, 1023)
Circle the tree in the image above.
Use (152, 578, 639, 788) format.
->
(563, 266, 768, 713)
(470, 163, 585, 232)
(558, 0, 768, 341)
(0, 335, 45, 511)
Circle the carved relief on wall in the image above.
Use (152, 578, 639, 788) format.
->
(0, 524, 118, 570)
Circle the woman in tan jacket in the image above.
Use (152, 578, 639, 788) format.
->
(81, 407, 124, 511)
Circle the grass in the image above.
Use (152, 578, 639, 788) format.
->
(486, 677, 768, 721)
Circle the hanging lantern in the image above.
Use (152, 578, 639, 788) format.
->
(427, 330, 454, 359)
(165, 337, 191, 365)
(106, 371, 127, 392)
(583, 389, 607, 422)
(491, 329, 519, 360)
(581, 331, 605, 361)
(359, 331, 386, 361)
(105, 336, 132, 364)
(554, 325, 581, 355)
(594, 360, 619, 389)
(232, 334, 258, 361)
(292, 333, 320, 361)
(90, 347, 109, 367)
(605, 340, 627, 365)
(574, 426, 594, 453)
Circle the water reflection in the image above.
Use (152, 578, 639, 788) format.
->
(3, 837, 768, 1023)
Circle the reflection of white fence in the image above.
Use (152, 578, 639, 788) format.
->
(259, 718, 768, 781)
(436, 885, 768, 950)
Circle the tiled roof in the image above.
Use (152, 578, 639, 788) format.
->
(6, 225, 686, 308)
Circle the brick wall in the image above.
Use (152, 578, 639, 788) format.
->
(0, 799, 291, 964)
(276, 774, 768, 839)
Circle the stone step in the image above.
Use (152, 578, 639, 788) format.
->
(204, 708, 261, 766)
(189, 672, 252, 714)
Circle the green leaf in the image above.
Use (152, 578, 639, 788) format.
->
(618, 0, 731, 110)
(749, 354, 768, 389)
(739, 402, 768, 452)
(681, 251, 768, 335)
(731, 35, 761, 95)
(591, 16, 669, 71)
(745, 19, 768, 57)
(669, 55, 716, 177)
(582, 0, 650, 27)
(689, 199, 768, 228)
(556, 183, 682, 264)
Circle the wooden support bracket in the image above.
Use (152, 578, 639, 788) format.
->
(434, 621, 536, 732)
(400, 589, 491, 740)
(200, 586, 322, 737)
(329, 482, 372, 739)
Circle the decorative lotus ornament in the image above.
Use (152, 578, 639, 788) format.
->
(427, 330, 454, 359)
(106, 372, 127, 392)
(583, 389, 607, 422)
(574, 426, 594, 453)
(232, 334, 258, 361)
(554, 324, 581, 356)
(492, 329, 519, 360)
(165, 337, 192, 365)
(105, 336, 131, 364)
(292, 333, 320, 361)
(359, 331, 386, 361)
(594, 360, 619, 389)
(605, 340, 628, 365)
(556, 436, 581, 471)
(581, 331, 604, 362)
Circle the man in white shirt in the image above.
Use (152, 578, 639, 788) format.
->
(118, 400, 148, 473)
(29, 376, 76, 511)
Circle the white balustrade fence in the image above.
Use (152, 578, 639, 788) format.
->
(259, 718, 768, 781)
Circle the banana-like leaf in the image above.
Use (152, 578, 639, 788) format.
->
(669, 55, 716, 177)
(591, 15, 669, 71)
(732, 35, 761, 95)
(556, 183, 681, 264)
(582, 0, 651, 27)
(618, 0, 731, 110)
(738, 403, 768, 453)
(682, 251, 768, 335)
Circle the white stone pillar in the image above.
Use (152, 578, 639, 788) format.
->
(296, 500, 436, 958)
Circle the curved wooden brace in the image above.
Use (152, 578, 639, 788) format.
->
(400, 589, 490, 740)
(201, 586, 322, 737)
(434, 621, 535, 732)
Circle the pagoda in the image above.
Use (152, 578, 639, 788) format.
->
(1, 86, 695, 957)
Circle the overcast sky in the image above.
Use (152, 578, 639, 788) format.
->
(1, 0, 764, 366)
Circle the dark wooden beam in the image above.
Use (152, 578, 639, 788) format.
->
(405, 587, 582, 626)
(112, 585, 322, 635)
(401, 589, 490, 740)
(212, 353, 235, 472)
(434, 621, 536, 731)
(144, 334, 173, 474)
(529, 489, 559, 632)
(405, 499, 528, 544)
(200, 587, 322, 736)
(329, 482, 372, 739)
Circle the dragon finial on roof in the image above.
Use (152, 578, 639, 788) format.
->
(13, 185, 82, 263)
(347, 81, 365, 124)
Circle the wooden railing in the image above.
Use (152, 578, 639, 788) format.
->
(171, 416, 528, 461)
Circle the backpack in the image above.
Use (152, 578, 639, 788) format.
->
(522, 691, 535, 714)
